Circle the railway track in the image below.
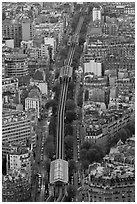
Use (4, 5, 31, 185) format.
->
(46, 11, 85, 202)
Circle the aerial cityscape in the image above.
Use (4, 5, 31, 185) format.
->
(2, 2, 135, 202)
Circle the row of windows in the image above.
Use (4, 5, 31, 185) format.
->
(3, 122, 30, 128)
(3, 120, 30, 127)
(2, 135, 30, 142)
(3, 131, 30, 138)
(3, 127, 30, 133)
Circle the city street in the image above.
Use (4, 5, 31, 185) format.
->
(31, 116, 50, 201)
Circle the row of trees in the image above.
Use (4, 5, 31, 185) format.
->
(108, 119, 135, 149)
(44, 4, 93, 201)
(64, 7, 93, 200)
(79, 141, 104, 170)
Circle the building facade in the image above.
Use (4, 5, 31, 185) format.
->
(2, 77, 18, 94)
(25, 88, 42, 118)
(2, 19, 22, 47)
(92, 7, 101, 22)
(84, 60, 102, 77)
(2, 110, 37, 151)
(2, 171, 31, 202)
(9, 146, 31, 175)
(4, 54, 28, 77)
(21, 18, 35, 41)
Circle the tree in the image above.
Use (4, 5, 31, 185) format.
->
(67, 184, 77, 201)
(71, 58, 79, 69)
(65, 148, 73, 160)
(64, 135, 73, 149)
(42, 158, 51, 174)
(49, 116, 57, 141)
(84, 89, 89, 101)
(65, 110, 77, 123)
(65, 99, 76, 111)
(45, 99, 57, 114)
(60, 48, 68, 60)
(81, 160, 90, 171)
(81, 141, 91, 150)
(2, 11, 6, 21)
(68, 81, 75, 91)
(67, 81, 75, 100)
(124, 127, 132, 138)
(65, 124, 73, 136)
(80, 149, 87, 161)
(80, 141, 104, 167)
(118, 128, 129, 143)
(77, 88, 83, 107)
(68, 160, 77, 175)
(45, 142, 55, 159)
(45, 135, 54, 144)
(87, 148, 101, 163)
(52, 82, 61, 102)
(126, 120, 135, 135)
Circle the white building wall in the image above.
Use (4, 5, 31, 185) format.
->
(22, 22, 31, 41)
(44, 37, 56, 57)
(40, 44, 49, 58)
(97, 63, 102, 76)
(44, 37, 55, 48)
(21, 40, 33, 49)
(36, 82, 48, 95)
(84, 60, 102, 76)
(5, 39, 14, 48)
(10, 155, 21, 169)
(93, 7, 101, 21)
(25, 98, 40, 118)
(10, 152, 31, 172)
(22, 21, 35, 41)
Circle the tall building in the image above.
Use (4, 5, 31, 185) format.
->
(2, 110, 37, 150)
(4, 54, 28, 77)
(25, 88, 42, 118)
(2, 19, 22, 47)
(92, 7, 101, 22)
(21, 18, 35, 41)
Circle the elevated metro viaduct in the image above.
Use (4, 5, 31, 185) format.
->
(46, 14, 84, 202)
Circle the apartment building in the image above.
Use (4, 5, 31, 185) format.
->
(84, 104, 132, 154)
(2, 170, 31, 202)
(4, 54, 28, 77)
(25, 87, 42, 118)
(89, 167, 134, 202)
(2, 77, 18, 94)
(2, 19, 22, 47)
(21, 18, 35, 41)
(92, 7, 101, 22)
(2, 110, 37, 151)
(85, 40, 135, 62)
(84, 60, 102, 77)
(9, 146, 31, 175)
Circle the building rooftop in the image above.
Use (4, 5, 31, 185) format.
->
(2, 109, 36, 125)
(33, 70, 44, 81)
(27, 87, 41, 99)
